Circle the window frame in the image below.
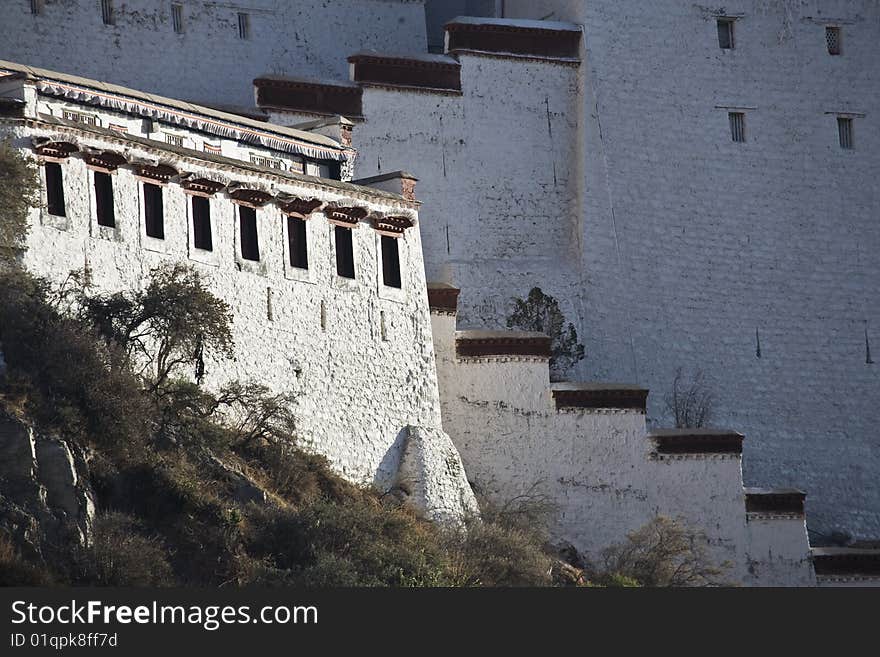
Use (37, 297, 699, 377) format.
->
(191, 195, 213, 252)
(237, 12, 250, 40)
(717, 18, 735, 50)
(380, 235, 402, 289)
(143, 181, 165, 240)
(334, 225, 356, 280)
(238, 205, 260, 262)
(93, 170, 116, 228)
(171, 3, 184, 34)
(837, 117, 854, 149)
(826, 26, 842, 55)
(44, 161, 66, 217)
(729, 111, 746, 143)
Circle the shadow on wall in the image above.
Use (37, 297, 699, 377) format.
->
(374, 426, 410, 491)
(425, 0, 499, 52)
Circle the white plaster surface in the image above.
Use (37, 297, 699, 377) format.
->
(0, 0, 427, 107)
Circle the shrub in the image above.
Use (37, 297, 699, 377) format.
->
(665, 368, 715, 429)
(0, 270, 151, 454)
(507, 287, 585, 381)
(0, 534, 53, 586)
(0, 139, 40, 263)
(81, 263, 234, 391)
(71, 513, 174, 586)
(595, 516, 731, 587)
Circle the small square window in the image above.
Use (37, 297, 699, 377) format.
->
(192, 196, 213, 251)
(826, 26, 841, 55)
(729, 112, 746, 143)
(237, 12, 250, 39)
(94, 171, 115, 228)
(101, 0, 114, 26)
(838, 117, 854, 149)
(717, 19, 735, 49)
(172, 3, 184, 34)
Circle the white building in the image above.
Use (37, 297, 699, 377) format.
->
(0, 59, 479, 525)
(1, 0, 879, 582)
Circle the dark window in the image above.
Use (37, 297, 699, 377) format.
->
(192, 196, 213, 251)
(335, 225, 355, 279)
(237, 12, 250, 39)
(729, 112, 746, 143)
(44, 162, 65, 217)
(381, 235, 402, 288)
(826, 26, 841, 55)
(101, 0, 114, 25)
(94, 171, 115, 227)
(239, 206, 260, 261)
(717, 19, 735, 49)
(172, 3, 184, 33)
(30, 0, 44, 15)
(143, 182, 164, 239)
(287, 216, 308, 269)
(838, 117, 854, 149)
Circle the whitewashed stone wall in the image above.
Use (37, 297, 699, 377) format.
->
(348, 4, 880, 541)
(432, 309, 816, 585)
(1, 90, 449, 496)
(0, 0, 427, 107)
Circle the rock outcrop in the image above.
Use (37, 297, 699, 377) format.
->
(0, 415, 96, 558)
(393, 425, 480, 526)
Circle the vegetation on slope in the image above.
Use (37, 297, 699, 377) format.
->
(0, 265, 555, 587)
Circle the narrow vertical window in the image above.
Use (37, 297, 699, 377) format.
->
(717, 19, 735, 49)
(101, 0, 114, 26)
(237, 12, 250, 39)
(44, 162, 65, 217)
(171, 3, 184, 33)
(335, 226, 355, 279)
(287, 216, 308, 269)
(381, 235, 402, 289)
(729, 112, 746, 143)
(94, 171, 115, 227)
(826, 26, 841, 55)
(838, 117, 854, 149)
(239, 206, 260, 261)
(30, 0, 44, 15)
(143, 183, 164, 239)
(192, 196, 213, 251)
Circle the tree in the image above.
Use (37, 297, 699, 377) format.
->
(506, 287, 585, 381)
(596, 516, 731, 587)
(81, 263, 234, 391)
(0, 139, 40, 264)
(665, 368, 714, 429)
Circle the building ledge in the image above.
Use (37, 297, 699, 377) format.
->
(744, 488, 806, 516)
(349, 51, 462, 93)
(426, 282, 460, 314)
(254, 75, 364, 120)
(552, 383, 648, 411)
(445, 16, 582, 62)
(812, 548, 880, 577)
(456, 330, 551, 359)
(649, 429, 744, 455)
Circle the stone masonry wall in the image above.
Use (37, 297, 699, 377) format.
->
(0, 0, 427, 107)
(1, 106, 442, 492)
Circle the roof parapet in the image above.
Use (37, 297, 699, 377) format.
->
(348, 52, 462, 94)
(254, 75, 364, 120)
(552, 384, 649, 412)
(445, 16, 582, 63)
(649, 429, 744, 455)
(456, 330, 552, 359)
